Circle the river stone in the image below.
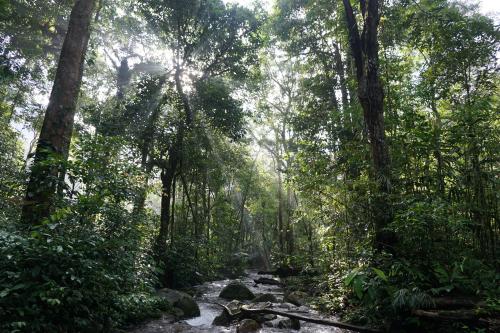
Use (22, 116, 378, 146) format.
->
(279, 302, 297, 309)
(156, 288, 200, 318)
(237, 319, 261, 333)
(262, 314, 277, 321)
(277, 318, 301, 330)
(212, 310, 231, 326)
(284, 291, 308, 306)
(252, 293, 278, 303)
(219, 281, 255, 301)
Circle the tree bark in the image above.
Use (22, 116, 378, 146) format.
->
(22, 0, 96, 226)
(342, 0, 393, 250)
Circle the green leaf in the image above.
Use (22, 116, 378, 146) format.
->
(344, 268, 359, 286)
(353, 277, 364, 299)
(373, 267, 388, 282)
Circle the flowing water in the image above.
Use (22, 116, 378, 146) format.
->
(129, 271, 351, 333)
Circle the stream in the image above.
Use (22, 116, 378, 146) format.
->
(129, 270, 352, 333)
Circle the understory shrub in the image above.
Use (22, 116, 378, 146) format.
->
(0, 222, 166, 333)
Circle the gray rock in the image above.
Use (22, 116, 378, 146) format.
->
(279, 302, 298, 309)
(156, 288, 200, 318)
(284, 291, 308, 306)
(237, 319, 261, 333)
(262, 314, 277, 321)
(277, 318, 301, 330)
(219, 281, 255, 301)
(252, 293, 278, 303)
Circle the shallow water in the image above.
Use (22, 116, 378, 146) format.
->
(129, 270, 351, 333)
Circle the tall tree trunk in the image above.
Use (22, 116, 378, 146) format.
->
(156, 67, 191, 259)
(22, 0, 96, 226)
(342, 0, 393, 250)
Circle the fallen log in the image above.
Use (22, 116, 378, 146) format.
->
(215, 303, 381, 333)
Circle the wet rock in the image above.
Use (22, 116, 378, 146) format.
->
(262, 314, 277, 321)
(212, 310, 231, 326)
(156, 288, 200, 318)
(171, 307, 184, 319)
(263, 320, 275, 327)
(219, 281, 255, 301)
(252, 293, 278, 303)
(237, 319, 261, 332)
(254, 277, 281, 286)
(284, 291, 308, 306)
(279, 302, 298, 309)
(277, 318, 301, 330)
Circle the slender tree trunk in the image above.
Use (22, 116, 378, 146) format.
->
(157, 143, 180, 249)
(342, 0, 393, 250)
(239, 193, 248, 247)
(286, 187, 294, 255)
(206, 187, 211, 258)
(431, 99, 445, 197)
(194, 185, 199, 262)
(116, 58, 132, 101)
(171, 173, 176, 235)
(333, 43, 351, 125)
(277, 169, 285, 253)
(22, 0, 96, 226)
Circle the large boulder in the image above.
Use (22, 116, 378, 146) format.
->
(252, 293, 278, 303)
(237, 319, 261, 333)
(219, 281, 255, 301)
(284, 291, 308, 306)
(156, 288, 200, 318)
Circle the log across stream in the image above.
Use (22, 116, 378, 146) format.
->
(128, 270, 360, 332)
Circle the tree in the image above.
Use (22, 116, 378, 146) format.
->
(140, 0, 262, 256)
(342, 0, 393, 250)
(22, 0, 96, 225)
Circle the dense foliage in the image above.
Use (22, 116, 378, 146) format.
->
(0, 0, 498, 332)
